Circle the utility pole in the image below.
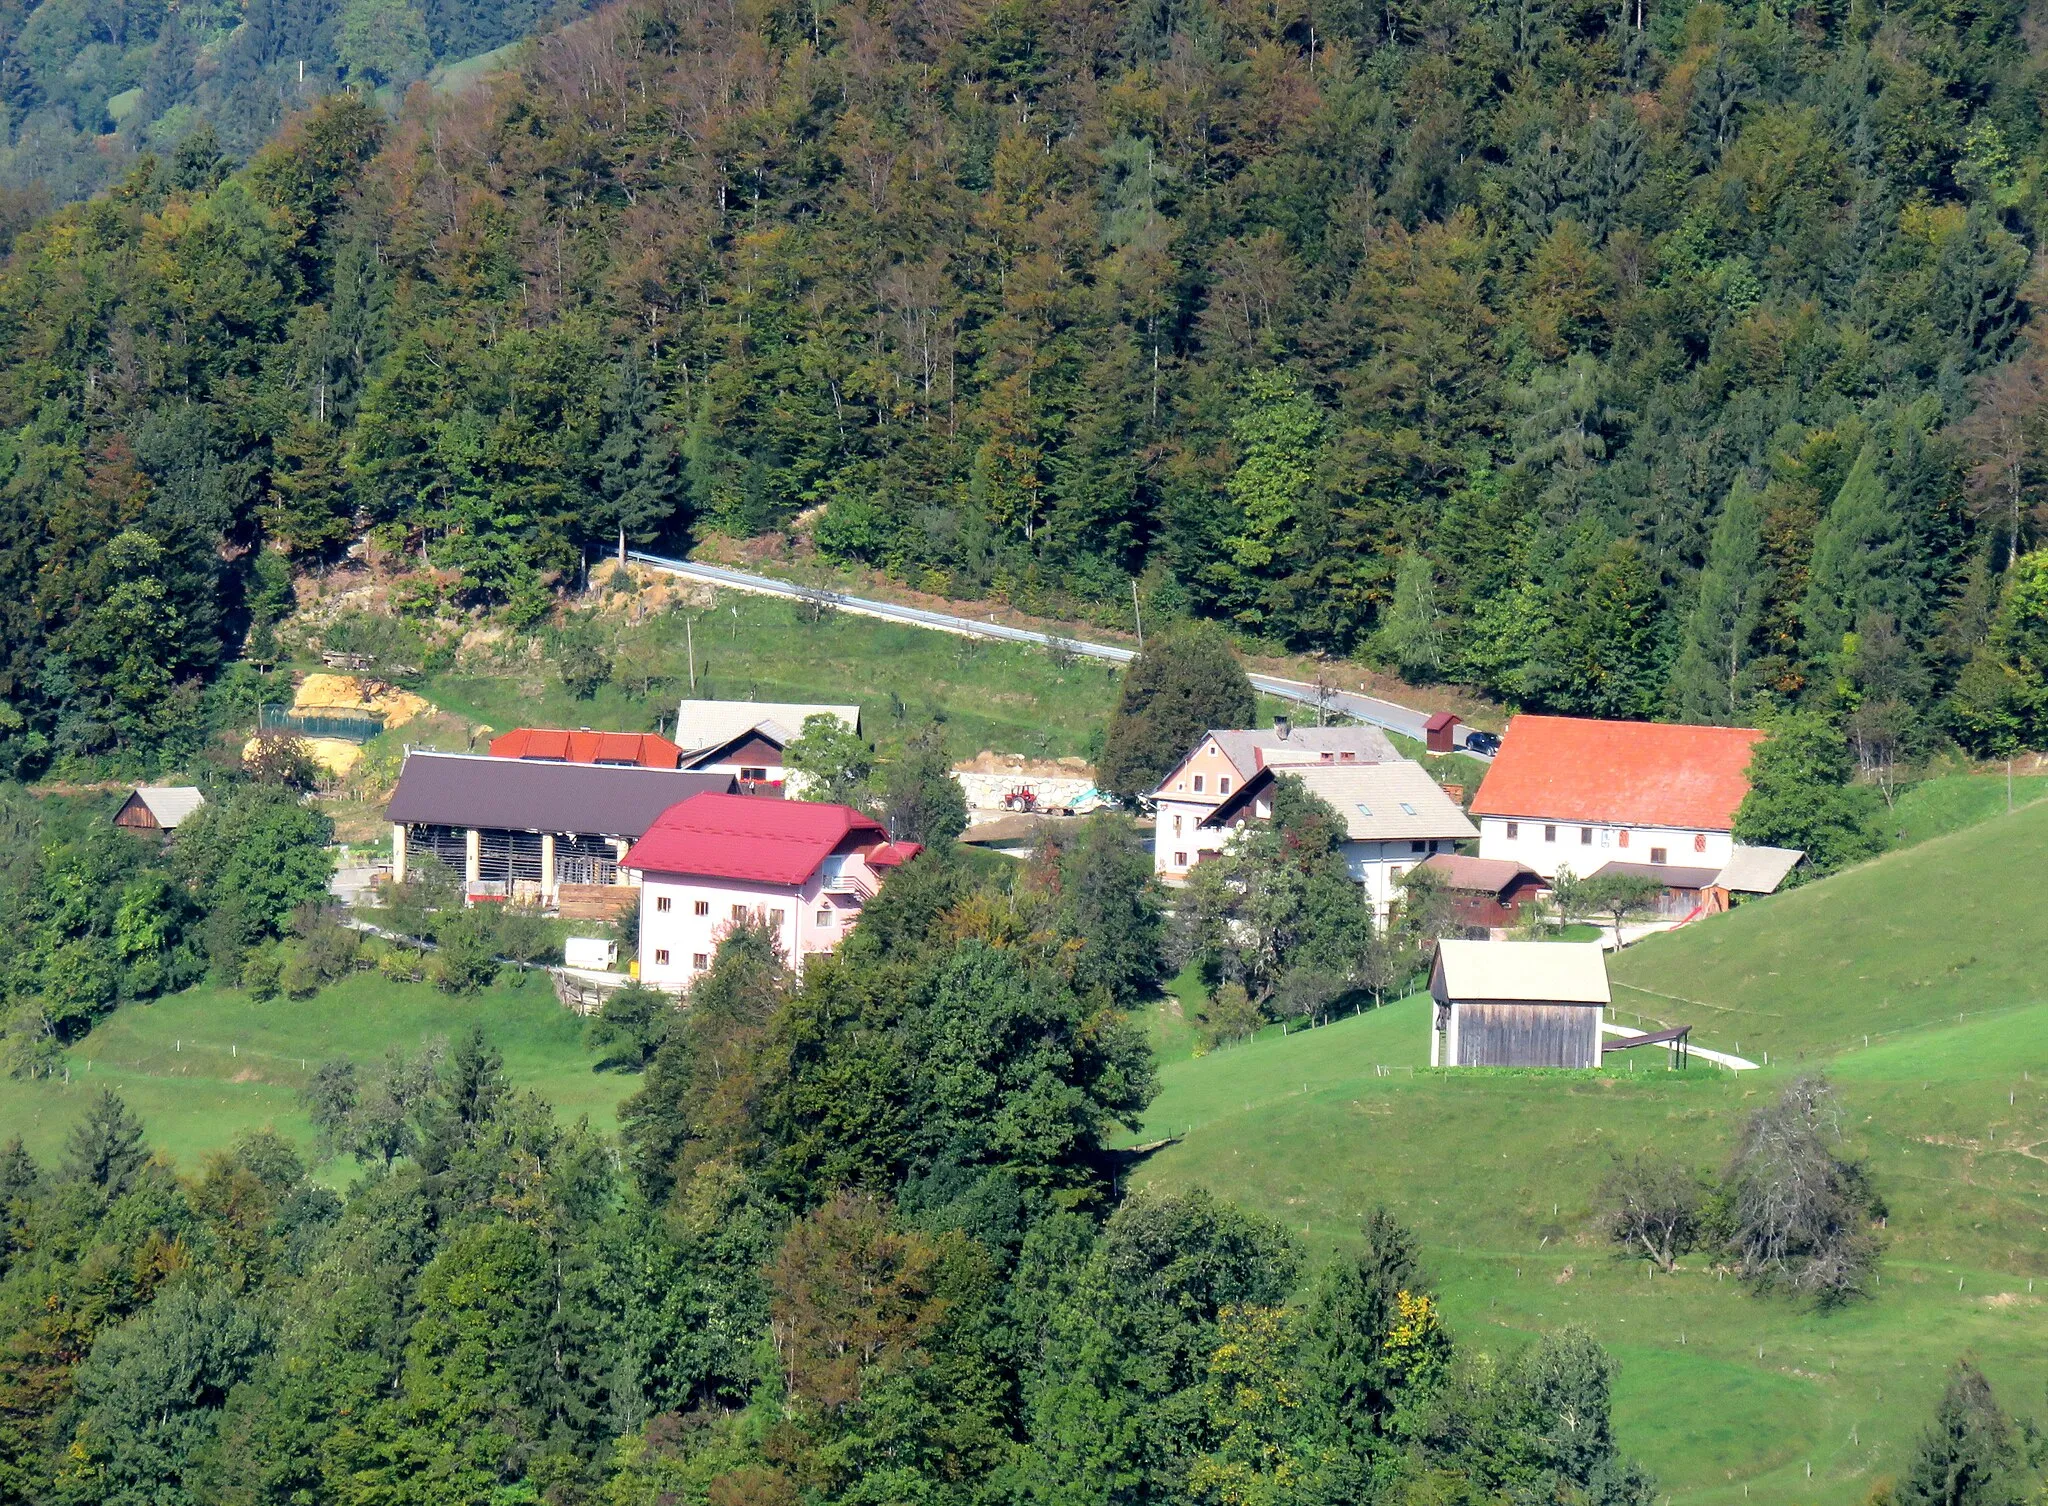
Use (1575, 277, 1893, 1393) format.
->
(1130, 578, 1144, 651)
(2008, 756, 2014, 813)
(617, 526, 626, 567)
(687, 615, 696, 691)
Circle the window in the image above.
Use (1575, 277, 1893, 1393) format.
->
(1321, 751, 1334, 761)
(1694, 832, 1707, 853)
(1355, 802, 1373, 818)
(1173, 814, 1183, 837)
(1174, 851, 1188, 867)
(1505, 821, 1519, 839)
(1219, 777, 1231, 794)
(732, 904, 748, 921)
(1410, 840, 1427, 854)
(741, 766, 768, 781)
(654, 949, 671, 966)
(1580, 827, 1593, 845)
(655, 896, 672, 912)
(694, 900, 709, 916)
(817, 909, 832, 926)
(1340, 751, 1356, 761)
(692, 953, 708, 970)
(1618, 829, 1630, 848)
(1650, 847, 1668, 864)
(1544, 824, 1557, 843)
(1400, 802, 1417, 816)
(1193, 774, 1205, 793)
(770, 909, 785, 929)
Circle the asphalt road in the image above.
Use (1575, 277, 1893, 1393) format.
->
(628, 550, 1483, 751)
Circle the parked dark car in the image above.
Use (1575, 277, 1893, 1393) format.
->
(1462, 730, 1501, 755)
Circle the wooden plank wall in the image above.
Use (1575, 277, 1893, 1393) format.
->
(1454, 1002, 1599, 1068)
(557, 885, 638, 922)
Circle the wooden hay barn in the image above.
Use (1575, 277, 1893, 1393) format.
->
(1429, 939, 1610, 1068)
(112, 786, 205, 837)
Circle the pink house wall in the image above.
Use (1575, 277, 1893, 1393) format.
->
(634, 839, 886, 989)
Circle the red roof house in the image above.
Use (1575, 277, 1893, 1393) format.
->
(625, 793, 920, 986)
(1470, 715, 1764, 879)
(490, 727, 685, 769)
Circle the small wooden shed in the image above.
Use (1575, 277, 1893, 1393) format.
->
(1423, 710, 1460, 754)
(1429, 939, 1610, 1068)
(112, 786, 205, 837)
(1410, 853, 1546, 931)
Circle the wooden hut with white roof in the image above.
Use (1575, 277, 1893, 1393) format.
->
(1428, 939, 1610, 1068)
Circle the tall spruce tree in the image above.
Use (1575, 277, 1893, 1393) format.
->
(1097, 621, 1255, 798)
(62, 1088, 149, 1199)
(1803, 444, 1916, 662)
(1898, 1363, 2024, 1506)
(1672, 479, 1769, 723)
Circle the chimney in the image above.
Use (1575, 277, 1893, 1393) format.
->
(1274, 716, 1291, 739)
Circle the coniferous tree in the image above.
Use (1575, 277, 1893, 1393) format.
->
(597, 354, 681, 550)
(1803, 444, 1917, 663)
(1672, 479, 1769, 724)
(1377, 547, 1447, 681)
(61, 1088, 149, 1199)
(1097, 622, 1255, 798)
(1897, 1363, 2025, 1506)
(263, 416, 353, 557)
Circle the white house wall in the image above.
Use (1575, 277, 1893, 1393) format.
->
(1155, 797, 1231, 881)
(1477, 816, 1734, 880)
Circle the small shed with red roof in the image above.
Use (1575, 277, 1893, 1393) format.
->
(625, 792, 920, 987)
(1470, 715, 1764, 881)
(1423, 710, 1460, 754)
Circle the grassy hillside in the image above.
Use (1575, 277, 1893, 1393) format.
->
(407, 592, 1128, 765)
(1606, 795, 2048, 1060)
(0, 972, 634, 1180)
(1122, 796, 2048, 1506)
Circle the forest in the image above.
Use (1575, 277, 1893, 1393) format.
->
(0, 0, 589, 207)
(1, 0, 2048, 775)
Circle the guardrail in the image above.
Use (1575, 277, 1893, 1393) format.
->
(624, 550, 1484, 749)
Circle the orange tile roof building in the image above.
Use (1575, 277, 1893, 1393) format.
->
(1469, 715, 1765, 880)
(489, 728, 685, 769)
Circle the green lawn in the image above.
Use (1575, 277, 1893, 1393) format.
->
(1607, 794, 2048, 1061)
(400, 593, 1129, 766)
(1884, 770, 2048, 848)
(0, 971, 636, 1180)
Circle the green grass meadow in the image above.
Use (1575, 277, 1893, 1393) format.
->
(411, 593, 1130, 765)
(1123, 794, 2048, 1506)
(0, 971, 636, 1181)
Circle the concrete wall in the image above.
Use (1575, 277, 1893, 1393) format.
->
(954, 770, 1098, 813)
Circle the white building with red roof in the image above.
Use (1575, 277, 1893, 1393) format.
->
(1470, 715, 1765, 880)
(623, 792, 920, 987)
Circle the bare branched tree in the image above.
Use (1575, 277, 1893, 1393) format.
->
(1600, 1155, 1705, 1272)
(1723, 1075, 1884, 1305)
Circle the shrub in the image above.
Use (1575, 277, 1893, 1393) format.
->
(430, 909, 501, 994)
